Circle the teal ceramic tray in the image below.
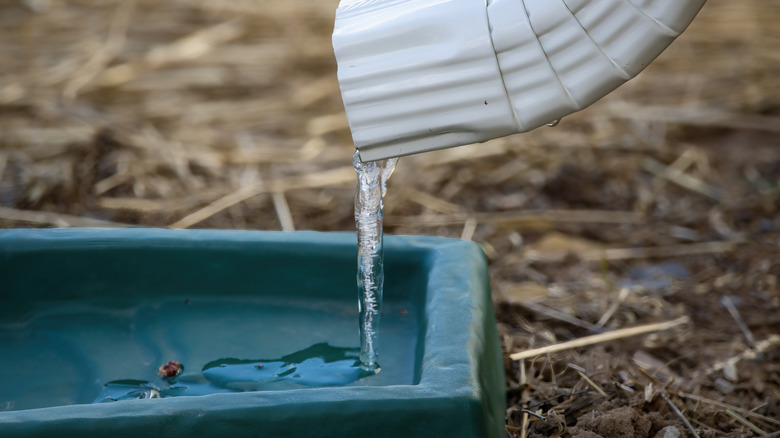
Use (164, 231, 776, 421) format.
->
(0, 229, 504, 437)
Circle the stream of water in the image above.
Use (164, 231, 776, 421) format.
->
(352, 151, 398, 371)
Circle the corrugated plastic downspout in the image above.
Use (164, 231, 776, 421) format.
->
(333, 0, 706, 161)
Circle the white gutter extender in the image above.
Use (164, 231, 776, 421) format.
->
(333, 0, 706, 161)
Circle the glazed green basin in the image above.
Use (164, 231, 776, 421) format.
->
(0, 229, 505, 437)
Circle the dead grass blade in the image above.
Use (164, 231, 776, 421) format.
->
(568, 363, 608, 397)
(169, 182, 265, 229)
(99, 189, 223, 213)
(516, 300, 606, 334)
(596, 288, 630, 327)
(64, 0, 136, 99)
(97, 20, 246, 88)
(170, 166, 354, 228)
(608, 103, 780, 133)
(404, 187, 466, 215)
(460, 217, 477, 241)
(725, 409, 769, 436)
(510, 316, 689, 361)
(596, 241, 740, 261)
(720, 296, 757, 348)
(642, 157, 722, 200)
(387, 209, 644, 228)
(272, 191, 295, 231)
(0, 207, 129, 228)
(519, 360, 529, 438)
(676, 392, 780, 428)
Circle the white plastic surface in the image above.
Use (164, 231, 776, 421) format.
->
(333, 0, 706, 161)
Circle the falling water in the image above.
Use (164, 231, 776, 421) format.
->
(353, 151, 398, 371)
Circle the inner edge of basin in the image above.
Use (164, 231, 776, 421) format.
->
(0, 229, 488, 421)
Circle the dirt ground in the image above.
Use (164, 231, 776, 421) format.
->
(1, 1, 779, 436)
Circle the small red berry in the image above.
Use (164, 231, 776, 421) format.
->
(156, 360, 183, 378)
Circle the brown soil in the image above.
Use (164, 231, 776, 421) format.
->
(1, 1, 778, 436)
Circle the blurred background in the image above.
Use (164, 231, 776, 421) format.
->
(1, 0, 779, 435)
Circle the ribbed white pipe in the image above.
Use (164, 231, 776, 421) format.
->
(333, 0, 706, 161)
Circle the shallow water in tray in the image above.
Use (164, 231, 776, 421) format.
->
(0, 295, 418, 411)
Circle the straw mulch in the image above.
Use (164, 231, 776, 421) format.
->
(2, 0, 779, 436)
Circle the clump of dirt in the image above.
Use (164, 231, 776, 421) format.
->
(573, 406, 655, 437)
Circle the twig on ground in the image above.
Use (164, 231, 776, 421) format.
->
(568, 364, 608, 397)
(596, 287, 630, 327)
(517, 300, 606, 334)
(519, 359, 529, 438)
(662, 393, 700, 438)
(720, 296, 756, 348)
(510, 316, 690, 361)
(520, 410, 546, 421)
